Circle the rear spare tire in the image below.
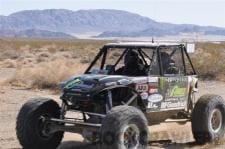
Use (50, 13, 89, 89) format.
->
(100, 105, 149, 149)
(16, 97, 64, 149)
(192, 94, 225, 144)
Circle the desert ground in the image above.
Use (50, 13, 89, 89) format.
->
(1, 73, 225, 149)
(0, 39, 225, 149)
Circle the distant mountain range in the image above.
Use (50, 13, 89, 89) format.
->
(0, 29, 75, 39)
(0, 9, 225, 38)
(98, 25, 225, 38)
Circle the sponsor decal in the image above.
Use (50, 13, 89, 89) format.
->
(164, 97, 186, 101)
(161, 101, 186, 109)
(170, 86, 186, 97)
(148, 94, 163, 103)
(159, 77, 189, 98)
(165, 77, 188, 83)
(167, 86, 187, 97)
(64, 78, 81, 89)
(140, 92, 148, 100)
(149, 88, 158, 94)
(149, 84, 158, 94)
(135, 84, 148, 92)
(133, 77, 148, 84)
(148, 102, 159, 109)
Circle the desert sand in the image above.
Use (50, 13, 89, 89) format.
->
(1, 67, 225, 149)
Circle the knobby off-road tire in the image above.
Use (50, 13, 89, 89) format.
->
(192, 94, 225, 144)
(82, 116, 101, 143)
(100, 105, 149, 149)
(16, 97, 64, 149)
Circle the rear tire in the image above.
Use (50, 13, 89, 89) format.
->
(16, 97, 64, 149)
(192, 94, 225, 144)
(100, 105, 149, 149)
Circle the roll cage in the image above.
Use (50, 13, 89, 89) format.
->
(85, 43, 197, 76)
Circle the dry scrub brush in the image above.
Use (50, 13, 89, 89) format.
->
(191, 42, 225, 81)
(0, 39, 108, 89)
(8, 59, 88, 89)
(1, 39, 225, 90)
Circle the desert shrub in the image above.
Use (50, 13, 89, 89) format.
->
(80, 56, 92, 64)
(3, 39, 224, 90)
(191, 42, 225, 80)
(0, 59, 17, 68)
(1, 39, 110, 89)
(7, 59, 88, 89)
(0, 50, 21, 60)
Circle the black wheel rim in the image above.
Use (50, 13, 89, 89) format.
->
(121, 124, 140, 149)
(210, 108, 223, 133)
(36, 114, 53, 140)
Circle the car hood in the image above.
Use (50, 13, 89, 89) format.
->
(61, 74, 132, 93)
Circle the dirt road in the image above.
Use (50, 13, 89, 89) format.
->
(1, 79, 225, 149)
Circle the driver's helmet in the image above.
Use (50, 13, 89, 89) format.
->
(160, 52, 177, 73)
(160, 52, 172, 68)
(124, 50, 142, 67)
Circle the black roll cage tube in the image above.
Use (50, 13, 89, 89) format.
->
(157, 45, 197, 76)
(85, 45, 197, 76)
(114, 48, 129, 67)
(181, 46, 187, 75)
(137, 49, 148, 66)
(100, 48, 107, 69)
(183, 46, 197, 75)
(85, 47, 105, 73)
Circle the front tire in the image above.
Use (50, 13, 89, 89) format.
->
(192, 94, 225, 144)
(100, 105, 149, 149)
(82, 116, 101, 143)
(16, 97, 64, 149)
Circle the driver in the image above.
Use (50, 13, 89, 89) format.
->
(116, 50, 146, 76)
(160, 52, 178, 74)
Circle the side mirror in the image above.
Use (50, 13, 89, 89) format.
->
(186, 43, 195, 53)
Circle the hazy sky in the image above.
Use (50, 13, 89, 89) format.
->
(0, 0, 225, 27)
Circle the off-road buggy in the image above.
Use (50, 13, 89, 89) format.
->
(16, 42, 225, 149)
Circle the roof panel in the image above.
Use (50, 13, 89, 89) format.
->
(104, 42, 182, 48)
